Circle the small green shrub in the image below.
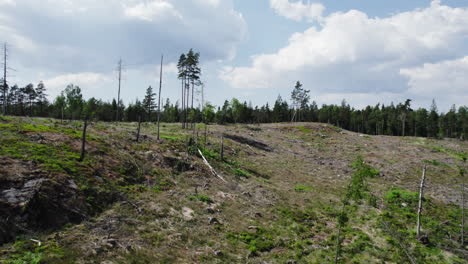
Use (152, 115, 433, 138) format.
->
(188, 194, 213, 204)
(234, 168, 251, 178)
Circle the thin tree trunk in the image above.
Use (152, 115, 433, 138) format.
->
(157, 55, 163, 140)
(462, 157, 466, 247)
(417, 165, 427, 238)
(136, 115, 141, 143)
(181, 78, 185, 129)
(191, 81, 194, 130)
(334, 204, 345, 264)
(221, 134, 224, 161)
(462, 180, 465, 247)
(204, 124, 208, 146)
(79, 119, 88, 162)
(186, 82, 190, 129)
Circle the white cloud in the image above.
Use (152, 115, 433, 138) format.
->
(400, 56, 468, 108)
(124, 0, 182, 22)
(0, 0, 246, 73)
(0, 0, 15, 6)
(221, 0, 468, 109)
(270, 0, 325, 22)
(44, 72, 111, 95)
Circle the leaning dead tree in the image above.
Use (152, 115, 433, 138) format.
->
(79, 119, 88, 162)
(417, 165, 427, 238)
(198, 148, 226, 183)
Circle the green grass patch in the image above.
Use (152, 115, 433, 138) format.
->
(0, 138, 82, 174)
(234, 168, 251, 178)
(227, 227, 275, 255)
(422, 159, 451, 168)
(294, 185, 313, 192)
(188, 194, 213, 204)
(296, 126, 312, 133)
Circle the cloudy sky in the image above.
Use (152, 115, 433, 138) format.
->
(1, 0, 467, 111)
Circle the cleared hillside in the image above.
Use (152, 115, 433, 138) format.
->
(0, 116, 467, 263)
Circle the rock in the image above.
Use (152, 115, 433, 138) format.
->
(401, 202, 408, 207)
(68, 180, 79, 190)
(209, 217, 220, 225)
(106, 239, 118, 247)
(182, 207, 194, 220)
(242, 191, 252, 197)
(94, 176, 104, 183)
(418, 235, 430, 245)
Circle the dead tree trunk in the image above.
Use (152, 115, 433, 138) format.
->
(220, 134, 224, 161)
(136, 116, 141, 142)
(79, 119, 88, 162)
(157, 55, 163, 140)
(462, 157, 466, 247)
(204, 124, 208, 145)
(417, 165, 427, 238)
(462, 179, 465, 247)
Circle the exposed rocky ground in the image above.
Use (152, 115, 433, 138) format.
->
(0, 116, 467, 263)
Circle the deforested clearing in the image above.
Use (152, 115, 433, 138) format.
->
(0, 117, 466, 263)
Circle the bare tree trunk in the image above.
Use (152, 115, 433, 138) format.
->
(462, 180, 465, 247)
(221, 134, 224, 161)
(334, 202, 346, 264)
(417, 165, 427, 238)
(191, 80, 195, 131)
(157, 55, 163, 140)
(181, 78, 185, 129)
(186, 83, 190, 129)
(402, 114, 406, 137)
(136, 115, 141, 143)
(79, 119, 88, 162)
(462, 157, 466, 247)
(204, 124, 208, 146)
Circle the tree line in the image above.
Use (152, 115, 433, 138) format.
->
(0, 76, 466, 140)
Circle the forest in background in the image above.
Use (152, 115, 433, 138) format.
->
(1, 49, 467, 140)
(0, 79, 467, 140)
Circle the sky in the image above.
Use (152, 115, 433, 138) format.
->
(0, 0, 467, 112)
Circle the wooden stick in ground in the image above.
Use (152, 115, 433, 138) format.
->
(221, 134, 224, 161)
(462, 179, 465, 247)
(462, 157, 466, 247)
(198, 148, 227, 183)
(204, 124, 207, 145)
(417, 165, 427, 238)
(136, 115, 141, 142)
(79, 119, 88, 162)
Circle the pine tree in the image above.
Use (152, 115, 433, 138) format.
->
(35, 81, 47, 116)
(428, 99, 439, 138)
(143, 86, 156, 122)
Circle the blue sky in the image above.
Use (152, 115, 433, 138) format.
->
(1, 0, 467, 112)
